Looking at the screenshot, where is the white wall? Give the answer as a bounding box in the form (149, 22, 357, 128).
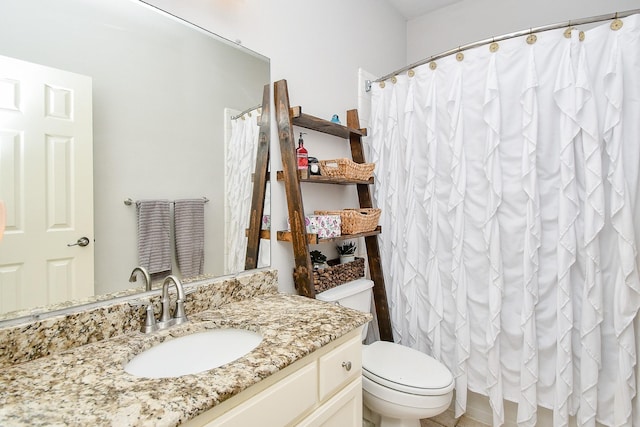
(407, 0, 640, 63)
(145, 0, 408, 293)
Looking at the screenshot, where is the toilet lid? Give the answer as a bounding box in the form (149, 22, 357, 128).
(362, 341, 454, 395)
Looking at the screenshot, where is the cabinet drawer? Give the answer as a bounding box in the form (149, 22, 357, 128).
(209, 362, 318, 426)
(318, 334, 362, 401)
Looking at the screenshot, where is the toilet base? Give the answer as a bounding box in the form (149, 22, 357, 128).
(363, 387, 452, 427)
(363, 403, 421, 427)
(379, 415, 421, 427)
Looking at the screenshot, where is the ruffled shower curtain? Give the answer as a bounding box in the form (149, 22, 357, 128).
(225, 110, 270, 274)
(368, 15, 640, 427)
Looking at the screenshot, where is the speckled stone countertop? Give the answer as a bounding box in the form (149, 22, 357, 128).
(0, 293, 371, 426)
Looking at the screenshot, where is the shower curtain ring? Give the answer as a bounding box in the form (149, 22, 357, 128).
(489, 38, 499, 52)
(564, 25, 575, 39)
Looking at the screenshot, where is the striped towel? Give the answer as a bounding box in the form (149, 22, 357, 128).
(174, 199, 205, 278)
(136, 200, 172, 278)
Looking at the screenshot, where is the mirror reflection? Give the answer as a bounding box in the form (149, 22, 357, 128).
(0, 0, 270, 318)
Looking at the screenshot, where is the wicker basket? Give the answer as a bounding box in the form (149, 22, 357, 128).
(319, 158, 375, 181)
(315, 208, 381, 234)
(313, 257, 365, 293)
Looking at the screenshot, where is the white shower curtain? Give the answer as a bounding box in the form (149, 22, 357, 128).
(369, 15, 640, 427)
(224, 109, 270, 274)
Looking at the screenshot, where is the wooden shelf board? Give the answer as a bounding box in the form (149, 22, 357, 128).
(277, 226, 381, 244)
(276, 171, 373, 185)
(245, 229, 271, 240)
(291, 106, 367, 138)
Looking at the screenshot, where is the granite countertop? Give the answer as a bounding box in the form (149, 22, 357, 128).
(0, 293, 371, 427)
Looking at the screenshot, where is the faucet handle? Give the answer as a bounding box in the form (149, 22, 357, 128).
(142, 304, 159, 333)
(173, 299, 189, 325)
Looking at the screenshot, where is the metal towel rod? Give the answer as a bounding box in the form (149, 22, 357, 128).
(124, 197, 209, 206)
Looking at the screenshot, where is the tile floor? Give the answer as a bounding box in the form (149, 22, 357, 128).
(363, 407, 490, 427)
(421, 409, 490, 427)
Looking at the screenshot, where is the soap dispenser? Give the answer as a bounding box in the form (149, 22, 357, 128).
(296, 132, 309, 178)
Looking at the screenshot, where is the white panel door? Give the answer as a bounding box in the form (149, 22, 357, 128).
(0, 54, 93, 313)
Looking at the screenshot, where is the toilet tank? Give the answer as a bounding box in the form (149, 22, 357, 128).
(316, 278, 374, 339)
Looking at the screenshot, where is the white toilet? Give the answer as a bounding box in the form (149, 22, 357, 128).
(316, 279, 454, 427)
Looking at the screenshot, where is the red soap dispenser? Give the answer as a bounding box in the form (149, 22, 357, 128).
(296, 132, 309, 178)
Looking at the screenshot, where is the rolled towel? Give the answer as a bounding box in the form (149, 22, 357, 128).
(174, 198, 205, 278)
(136, 200, 172, 278)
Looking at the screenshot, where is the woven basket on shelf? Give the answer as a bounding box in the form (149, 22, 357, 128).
(315, 208, 381, 235)
(319, 158, 375, 181)
(313, 257, 365, 294)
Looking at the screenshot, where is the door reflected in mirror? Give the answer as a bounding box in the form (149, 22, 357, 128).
(0, 0, 270, 319)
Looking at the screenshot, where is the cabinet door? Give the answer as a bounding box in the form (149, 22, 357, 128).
(297, 378, 362, 427)
(207, 362, 318, 427)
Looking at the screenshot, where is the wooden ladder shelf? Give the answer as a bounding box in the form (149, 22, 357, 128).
(273, 79, 393, 342)
(244, 84, 271, 270)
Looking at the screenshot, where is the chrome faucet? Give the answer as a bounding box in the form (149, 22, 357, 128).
(157, 275, 189, 329)
(129, 266, 152, 291)
(130, 273, 189, 333)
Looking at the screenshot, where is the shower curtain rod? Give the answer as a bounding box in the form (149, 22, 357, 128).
(231, 104, 262, 120)
(367, 8, 640, 89)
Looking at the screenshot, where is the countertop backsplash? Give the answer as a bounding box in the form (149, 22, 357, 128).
(0, 269, 278, 369)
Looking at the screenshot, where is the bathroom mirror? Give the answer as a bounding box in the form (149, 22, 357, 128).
(0, 0, 270, 319)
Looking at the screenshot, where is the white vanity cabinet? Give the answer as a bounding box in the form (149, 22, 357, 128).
(185, 327, 363, 427)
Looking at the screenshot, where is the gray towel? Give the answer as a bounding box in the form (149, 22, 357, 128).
(136, 200, 172, 277)
(174, 199, 205, 278)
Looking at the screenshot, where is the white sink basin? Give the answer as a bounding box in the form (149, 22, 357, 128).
(124, 328, 263, 378)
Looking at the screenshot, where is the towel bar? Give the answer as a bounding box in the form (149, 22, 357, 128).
(124, 197, 209, 206)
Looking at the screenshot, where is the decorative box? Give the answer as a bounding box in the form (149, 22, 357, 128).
(288, 214, 341, 238)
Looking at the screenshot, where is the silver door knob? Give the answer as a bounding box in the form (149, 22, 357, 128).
(68, 237, 90, 247)
(342, 361, 352, 371)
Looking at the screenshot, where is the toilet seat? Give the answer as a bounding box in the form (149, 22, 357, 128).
(362, 341, 454, 396)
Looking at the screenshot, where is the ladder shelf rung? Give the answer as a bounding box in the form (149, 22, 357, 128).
(245, 229, 271, 240)
(276, 171, 373, 185)
(291, 106, 367, 138)
(277, 226, 381, 244)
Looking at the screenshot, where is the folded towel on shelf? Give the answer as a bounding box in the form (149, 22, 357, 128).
(136, 200, 172, 279)
(174, 198, 205, 278)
